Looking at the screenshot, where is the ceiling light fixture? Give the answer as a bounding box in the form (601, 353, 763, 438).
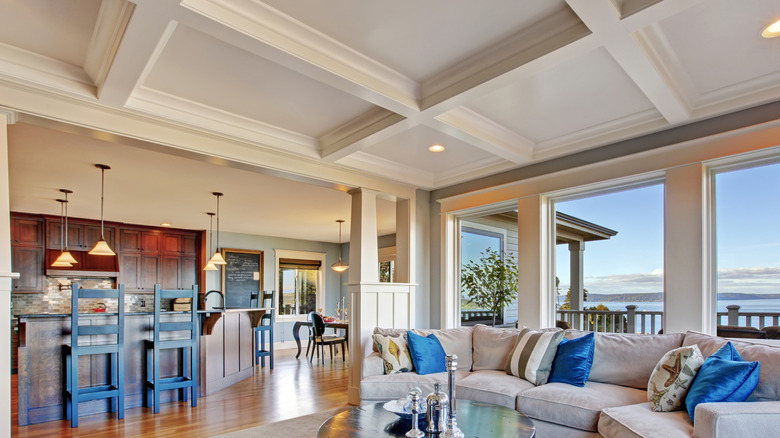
(53, 189, 78, 266)
(51, 198, 72, 267)
(331, 219, 349, 273)
(762, 19, 780, 38)
(428, 144, 445, 152)
(207, 192, 227, 265)
(88, 164, 116, 256)
(203, 212, 218, 271)
(160, 223, 172, 227)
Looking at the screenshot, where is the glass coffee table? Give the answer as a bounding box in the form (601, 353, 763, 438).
(318, 399, 535, 437)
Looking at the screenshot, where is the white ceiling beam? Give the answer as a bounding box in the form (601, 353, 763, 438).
(84, 0, 135, 93)
(567, 0, 691, 125)
(319, 107, 406, 162)
(432, 107, 533, 164)
(179, 0, 420, 116)
(97, 0, 181, 106)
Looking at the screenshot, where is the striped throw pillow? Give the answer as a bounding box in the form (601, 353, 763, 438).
(505, 327, 565, 385)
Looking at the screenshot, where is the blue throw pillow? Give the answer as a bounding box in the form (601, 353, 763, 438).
(406, 331, 446, 375)
(548, 332, 595, 387)
(685, 342, 760, 422)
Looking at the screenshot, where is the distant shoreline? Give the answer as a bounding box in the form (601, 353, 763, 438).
(583, 292, 780, 302)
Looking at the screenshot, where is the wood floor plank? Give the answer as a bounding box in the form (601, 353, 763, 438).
(12, 348, 350, 437)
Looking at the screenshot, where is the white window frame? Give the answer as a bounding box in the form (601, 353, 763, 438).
(274, 249, 327, 321)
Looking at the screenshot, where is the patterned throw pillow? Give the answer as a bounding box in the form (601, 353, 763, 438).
(373, 333, 414, 374)
(505, 327, 564, 385)
(647, 345, 704, 412)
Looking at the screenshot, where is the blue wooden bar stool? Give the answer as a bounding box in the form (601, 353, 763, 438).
(255, 291, 274, 368)
(63, 283, 125, 428)
(144, 284, 198, 414)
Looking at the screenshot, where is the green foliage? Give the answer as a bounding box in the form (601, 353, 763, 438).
(460, 247, 518, 326)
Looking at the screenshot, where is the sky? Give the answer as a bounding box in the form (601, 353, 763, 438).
(555, 160, 780, 297)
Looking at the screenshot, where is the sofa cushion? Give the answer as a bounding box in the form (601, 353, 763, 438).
(472, 324, 519, 371)
(598, 403, 693, 438)
(683, 331, 780, 402)
(566, 330, 685, 389)
(685, 342, 760, 422)
(456, 370, 534, 408)
(647, 344, 704, 412)
(506, 327, 564, 385)
(412, 326, 473, 371)
(406, 331, 446, 375)
(517, 381, 647, 432)
(549, 332, 595, 387)
(373, 333, 414, 374)
(372, 327, 407, 352)
(359, 370, 471, 401)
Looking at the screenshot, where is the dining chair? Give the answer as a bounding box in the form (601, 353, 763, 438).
(308, 312, 346, 364)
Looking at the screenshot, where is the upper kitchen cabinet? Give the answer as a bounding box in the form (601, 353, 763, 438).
(120, 229, 160, 254)
(46, 219, 116, 252)
(11, 216, 44, 292)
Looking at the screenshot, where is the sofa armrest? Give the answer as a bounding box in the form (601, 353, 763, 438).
(694, 401, 780, 438)
(362, 352, 384, 379)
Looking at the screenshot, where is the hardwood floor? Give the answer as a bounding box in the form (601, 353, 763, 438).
(12, 348, 350, 437)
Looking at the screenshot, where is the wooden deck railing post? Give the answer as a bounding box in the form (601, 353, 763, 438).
(626, 305, 637, 333)
(727, 305, 741, 326)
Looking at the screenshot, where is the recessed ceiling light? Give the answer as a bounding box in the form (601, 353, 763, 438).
(160, 223, 172, 227)
(428, 144, 445, 152)
(762, 19, 780, 38)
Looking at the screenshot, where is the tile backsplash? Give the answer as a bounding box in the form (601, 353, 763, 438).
(11, 277, 168, 315)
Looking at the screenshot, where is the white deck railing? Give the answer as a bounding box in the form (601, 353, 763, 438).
(556, 305, 663, 334)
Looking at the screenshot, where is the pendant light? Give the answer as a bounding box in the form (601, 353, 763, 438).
(51, 198, 72, 267)
(203, 212, 218, 271)
(53, 189, 78, 265)
(88, 164, 116, 256)
(331, 219, 349, 273)
(207, 192, 226, 265)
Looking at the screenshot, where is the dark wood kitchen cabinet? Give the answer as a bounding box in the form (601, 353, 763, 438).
(119, 228, 198, 292)
(119, 253, 160, 292)
(11, 216, 44, 292)
(46, 219, 116, 251)
(119, 229, 160, 254)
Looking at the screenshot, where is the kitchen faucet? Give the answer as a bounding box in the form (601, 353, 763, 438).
(204, 290, 225, 309)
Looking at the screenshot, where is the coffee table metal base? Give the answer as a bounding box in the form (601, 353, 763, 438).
(318, 400, 535, 437)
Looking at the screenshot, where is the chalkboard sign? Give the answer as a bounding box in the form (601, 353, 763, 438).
(221, 248, 264, 309)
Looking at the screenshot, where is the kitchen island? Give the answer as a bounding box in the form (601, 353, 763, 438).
(16, 308, 268, 426)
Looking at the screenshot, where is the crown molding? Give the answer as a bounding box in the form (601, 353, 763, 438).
(126, 86, 319, 157)
(0, 107, 17, 124)
(0, 42, 96, 97)
(533, 109, 667, 161)
(433, 156, 515, 189)
(339, 152, 434, 189)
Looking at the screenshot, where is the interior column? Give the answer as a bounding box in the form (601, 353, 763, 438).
(347, 188, 379, 405)
(0, 109, 18, 435)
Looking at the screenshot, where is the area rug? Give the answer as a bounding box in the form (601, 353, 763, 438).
(211, 407, 352, 437)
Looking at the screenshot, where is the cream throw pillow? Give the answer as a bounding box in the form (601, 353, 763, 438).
(505, 327, 564, 385)
(373, 333, 414, 374)
(647, 344, 704, 412)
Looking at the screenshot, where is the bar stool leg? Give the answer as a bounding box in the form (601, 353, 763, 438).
(110, 352, 117, 413)
(117, 349, 124, 419)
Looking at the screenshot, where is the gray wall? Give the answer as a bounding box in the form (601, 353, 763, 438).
(206, 230, 344, 345)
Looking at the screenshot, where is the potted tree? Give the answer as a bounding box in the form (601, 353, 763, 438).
(461, 247, 519, 326)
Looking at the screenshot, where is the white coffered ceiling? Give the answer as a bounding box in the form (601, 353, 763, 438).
(1, 0, 780, 239)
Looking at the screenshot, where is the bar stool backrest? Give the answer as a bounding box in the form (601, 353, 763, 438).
(152, 285, 198, 344)
(70, 283, 125, 348)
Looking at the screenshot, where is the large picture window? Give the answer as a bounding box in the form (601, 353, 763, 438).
(713, 160, 780, 332)
(275, 250, 326, 318)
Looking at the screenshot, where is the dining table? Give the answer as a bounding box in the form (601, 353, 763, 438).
(293, 319, 349, 359)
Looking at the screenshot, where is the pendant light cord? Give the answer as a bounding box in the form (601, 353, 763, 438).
(58, 200, 65, 251)
(100, 167, 106, 239)
(64, 193, 69, 250)
(216, 194, 220, 251)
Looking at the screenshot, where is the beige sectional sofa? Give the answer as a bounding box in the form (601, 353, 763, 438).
(360, 325, 780, 438)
